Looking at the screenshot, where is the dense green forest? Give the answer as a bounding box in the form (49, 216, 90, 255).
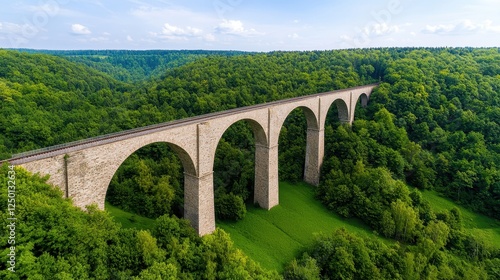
(14, 49, 251, 82)
(1, 47, 500, 278)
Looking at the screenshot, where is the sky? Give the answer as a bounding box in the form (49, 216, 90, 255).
(0, 0, 499, 51)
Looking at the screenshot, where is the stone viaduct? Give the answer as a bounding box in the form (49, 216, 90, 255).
(5, 83, 377, 235)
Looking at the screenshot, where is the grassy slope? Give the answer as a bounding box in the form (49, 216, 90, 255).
(420, 190, 500, 249)
(217, 182, 384, 272)
(105, 202, 155, 230)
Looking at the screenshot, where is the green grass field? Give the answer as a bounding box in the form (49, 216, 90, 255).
(217, 182, 383, 272)
(419, 189, 500, 249)
(105, 202, 156, 230)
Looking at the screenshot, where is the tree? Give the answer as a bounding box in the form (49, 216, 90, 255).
(391, 200, 419, 242)
(136, 230, 166, 267)
(424, 220, 450, 250)
(283, 253, 321, 280)
(214, 192, 246, 221)
(133, 262, 178, 280)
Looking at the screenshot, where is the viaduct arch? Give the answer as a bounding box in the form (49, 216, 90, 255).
(4, 83, 377, 235)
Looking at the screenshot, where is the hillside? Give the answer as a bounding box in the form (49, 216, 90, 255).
(0, 50, 130, 158)
(420, 189, 500, 250)
(1, 47, 499, 278)
(14, 49, 253, 82)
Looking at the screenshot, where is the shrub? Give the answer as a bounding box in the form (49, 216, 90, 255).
(215, 193, 247, 221)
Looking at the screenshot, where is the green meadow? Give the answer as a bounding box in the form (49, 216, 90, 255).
(217, 182, 383, 271)
(420, 189, 500, 250)
(105, 202, 156, 230)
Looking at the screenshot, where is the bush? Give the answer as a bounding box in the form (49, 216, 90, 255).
(215, 193, 247, 221)
(283, 253, 321, 280)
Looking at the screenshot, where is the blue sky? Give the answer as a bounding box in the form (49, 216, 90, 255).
(0, 0, 499, 51)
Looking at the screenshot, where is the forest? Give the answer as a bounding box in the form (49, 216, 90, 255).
(0, 47, 499, 279)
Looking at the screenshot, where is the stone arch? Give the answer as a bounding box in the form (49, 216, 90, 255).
(327, 98, 350, 124)
(245, 119, 269, 146)
(302, 106, 321, 131)
(206, 117, 268, 172)
(274, 105, 321, 185)
(357, 93, 369, 108)
(205, 115, 271, 210)
(102, 140, 197, 213)
(106, 141, 196, 187)
(275, 106, 320, 143)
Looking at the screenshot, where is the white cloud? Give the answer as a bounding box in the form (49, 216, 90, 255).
(0, 22, 37, 47)
(288, 33, 299, 39)
(363, 22, 400, 36)
(339, 22, 403, 48)
(340, 21, 401, 48)
(215, 20, 263, 37)
(161, 23, 185, 36)
(424, 23, 463, 35)
(0, 21, 41, 46)
(165, 23, 201, 37)
(152, 23, 203, 40)
(127, 35, 134, 41)
(423, 20, 500, 35)
(71, 23, 91, 35)
(0, 22, 31, 34)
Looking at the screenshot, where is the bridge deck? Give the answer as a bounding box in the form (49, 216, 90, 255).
(2, 83, 378, 164)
